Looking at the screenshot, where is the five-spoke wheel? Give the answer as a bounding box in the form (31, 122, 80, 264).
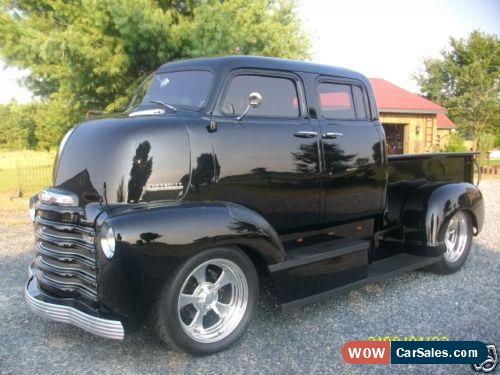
(430, 210, 473, 274)
(443, 210, 469, 263)
(153, 247, 258, 355)
(177, 259, 249, 343)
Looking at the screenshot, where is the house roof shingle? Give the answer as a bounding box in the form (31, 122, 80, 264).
(369, 78, 454, 129)
(436, 113, 455, 129)
(369, 78, 445, 114)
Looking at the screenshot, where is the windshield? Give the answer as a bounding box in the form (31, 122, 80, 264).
(128, 70, 213, 111)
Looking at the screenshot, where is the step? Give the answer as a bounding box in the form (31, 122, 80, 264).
(281, 253, 441, 310)
(269, 238, 369, 272)
(367, 253, 438, 280)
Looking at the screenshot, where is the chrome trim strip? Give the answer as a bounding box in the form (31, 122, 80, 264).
(128, 108, 165, 117)
(25, 280, 124, 340)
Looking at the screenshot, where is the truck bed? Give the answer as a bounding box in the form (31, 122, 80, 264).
(388, 152, 477, 184)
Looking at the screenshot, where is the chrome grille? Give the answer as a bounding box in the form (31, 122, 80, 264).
(33, 208, 98, 303)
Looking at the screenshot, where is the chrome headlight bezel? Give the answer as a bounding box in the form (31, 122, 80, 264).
(38, 188, 79, 207)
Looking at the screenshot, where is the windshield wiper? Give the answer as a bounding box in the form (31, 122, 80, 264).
(150, 100, 176, 112)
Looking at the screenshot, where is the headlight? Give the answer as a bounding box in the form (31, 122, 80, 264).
(101, 226, 116, 259)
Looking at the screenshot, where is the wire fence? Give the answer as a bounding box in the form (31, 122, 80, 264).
(14, 160, 53, 196)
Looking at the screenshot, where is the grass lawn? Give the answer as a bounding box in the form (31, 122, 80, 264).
(0, 149, 55, 191)
(479, 159, 500, 167)
(0, 148, 498, 219)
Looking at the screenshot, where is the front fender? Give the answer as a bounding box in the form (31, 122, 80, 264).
(94, 201, 284, 329)
(402, 182, 484, 253)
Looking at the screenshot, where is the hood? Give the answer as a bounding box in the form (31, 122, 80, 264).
(54, 115, 191, 207)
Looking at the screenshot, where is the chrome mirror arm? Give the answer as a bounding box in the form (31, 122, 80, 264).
(236, 105, 252, 121)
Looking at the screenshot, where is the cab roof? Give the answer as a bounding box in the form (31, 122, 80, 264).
(157, 55, 368, 83)
(156, 55, 378, 120)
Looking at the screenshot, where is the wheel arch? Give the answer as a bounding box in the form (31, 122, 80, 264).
(463, 208, 479, 235)
(94, 201, 284, 327)
(233, 244, 272, 276)
(401, 182, 484, 255)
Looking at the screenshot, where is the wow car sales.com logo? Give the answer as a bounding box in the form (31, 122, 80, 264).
(342, 341, 498, 372)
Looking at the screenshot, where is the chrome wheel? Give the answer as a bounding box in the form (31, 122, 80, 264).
(443, 211, 469, 263)
(177, 258, 249, 343)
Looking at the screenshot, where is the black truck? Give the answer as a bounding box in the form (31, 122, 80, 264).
(26, 56, 484, 355)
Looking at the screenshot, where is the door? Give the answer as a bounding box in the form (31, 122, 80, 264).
(316, 79, 385, 224)
(383, 124, 405, 154)
(211, 70, 321, 232)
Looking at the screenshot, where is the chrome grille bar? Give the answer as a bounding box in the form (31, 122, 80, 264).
(37, 271, 98, 301)
(35, 215, 95, 236)
(37, 241, 96, 266)
(33, 203, 99, 304)
(37, 228, 95, 251)
(36, 256, 97, 281)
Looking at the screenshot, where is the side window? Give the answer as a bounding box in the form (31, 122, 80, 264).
(352, 85, 368, 119)
(221, 75, 299, 118)
(318, 83, 355, 119)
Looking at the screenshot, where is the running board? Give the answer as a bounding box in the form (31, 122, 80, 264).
(270, 238, 370, 305)
(269, 238, 369, 272)
(281, 253, 441, 311)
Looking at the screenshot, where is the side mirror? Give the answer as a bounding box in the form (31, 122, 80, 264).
(236, 92, 262, 121)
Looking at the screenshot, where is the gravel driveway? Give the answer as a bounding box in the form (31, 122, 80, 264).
(1, 180, 499, 374)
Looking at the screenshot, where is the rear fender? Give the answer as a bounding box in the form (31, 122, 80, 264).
(402, 182, 484, 254)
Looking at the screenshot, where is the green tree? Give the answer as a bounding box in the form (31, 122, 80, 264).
(187, 0, 309, 59)
(477, 132, 495, 160)
(0, 0, 309, 148)
(443, 132, 467, 153)
(0, 102, 38, 149)
(415, 31, 499, 152)
(495, 132, 500, 148)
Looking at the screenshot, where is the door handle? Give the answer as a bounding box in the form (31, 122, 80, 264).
(294, 131, 318, 138)
(322, 132, 343, 139)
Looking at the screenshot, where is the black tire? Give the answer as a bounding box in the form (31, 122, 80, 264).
(429, 210, 473, 274)
(153, 247, 258, 355)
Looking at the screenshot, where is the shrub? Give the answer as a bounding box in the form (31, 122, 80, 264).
(444, 132, 467, 152)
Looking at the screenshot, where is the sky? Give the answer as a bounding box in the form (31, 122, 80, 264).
(0, 0, 499, 104)
(298, 0, 500, 91)
(0, 62, 32, 104)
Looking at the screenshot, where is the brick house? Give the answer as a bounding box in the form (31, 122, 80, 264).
(370, 78, 456, 154)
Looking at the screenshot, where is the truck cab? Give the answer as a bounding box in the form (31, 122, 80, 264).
(26, 56, 484, 355)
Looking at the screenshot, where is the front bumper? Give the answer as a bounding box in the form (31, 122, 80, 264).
(25, 275, 124, 340)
